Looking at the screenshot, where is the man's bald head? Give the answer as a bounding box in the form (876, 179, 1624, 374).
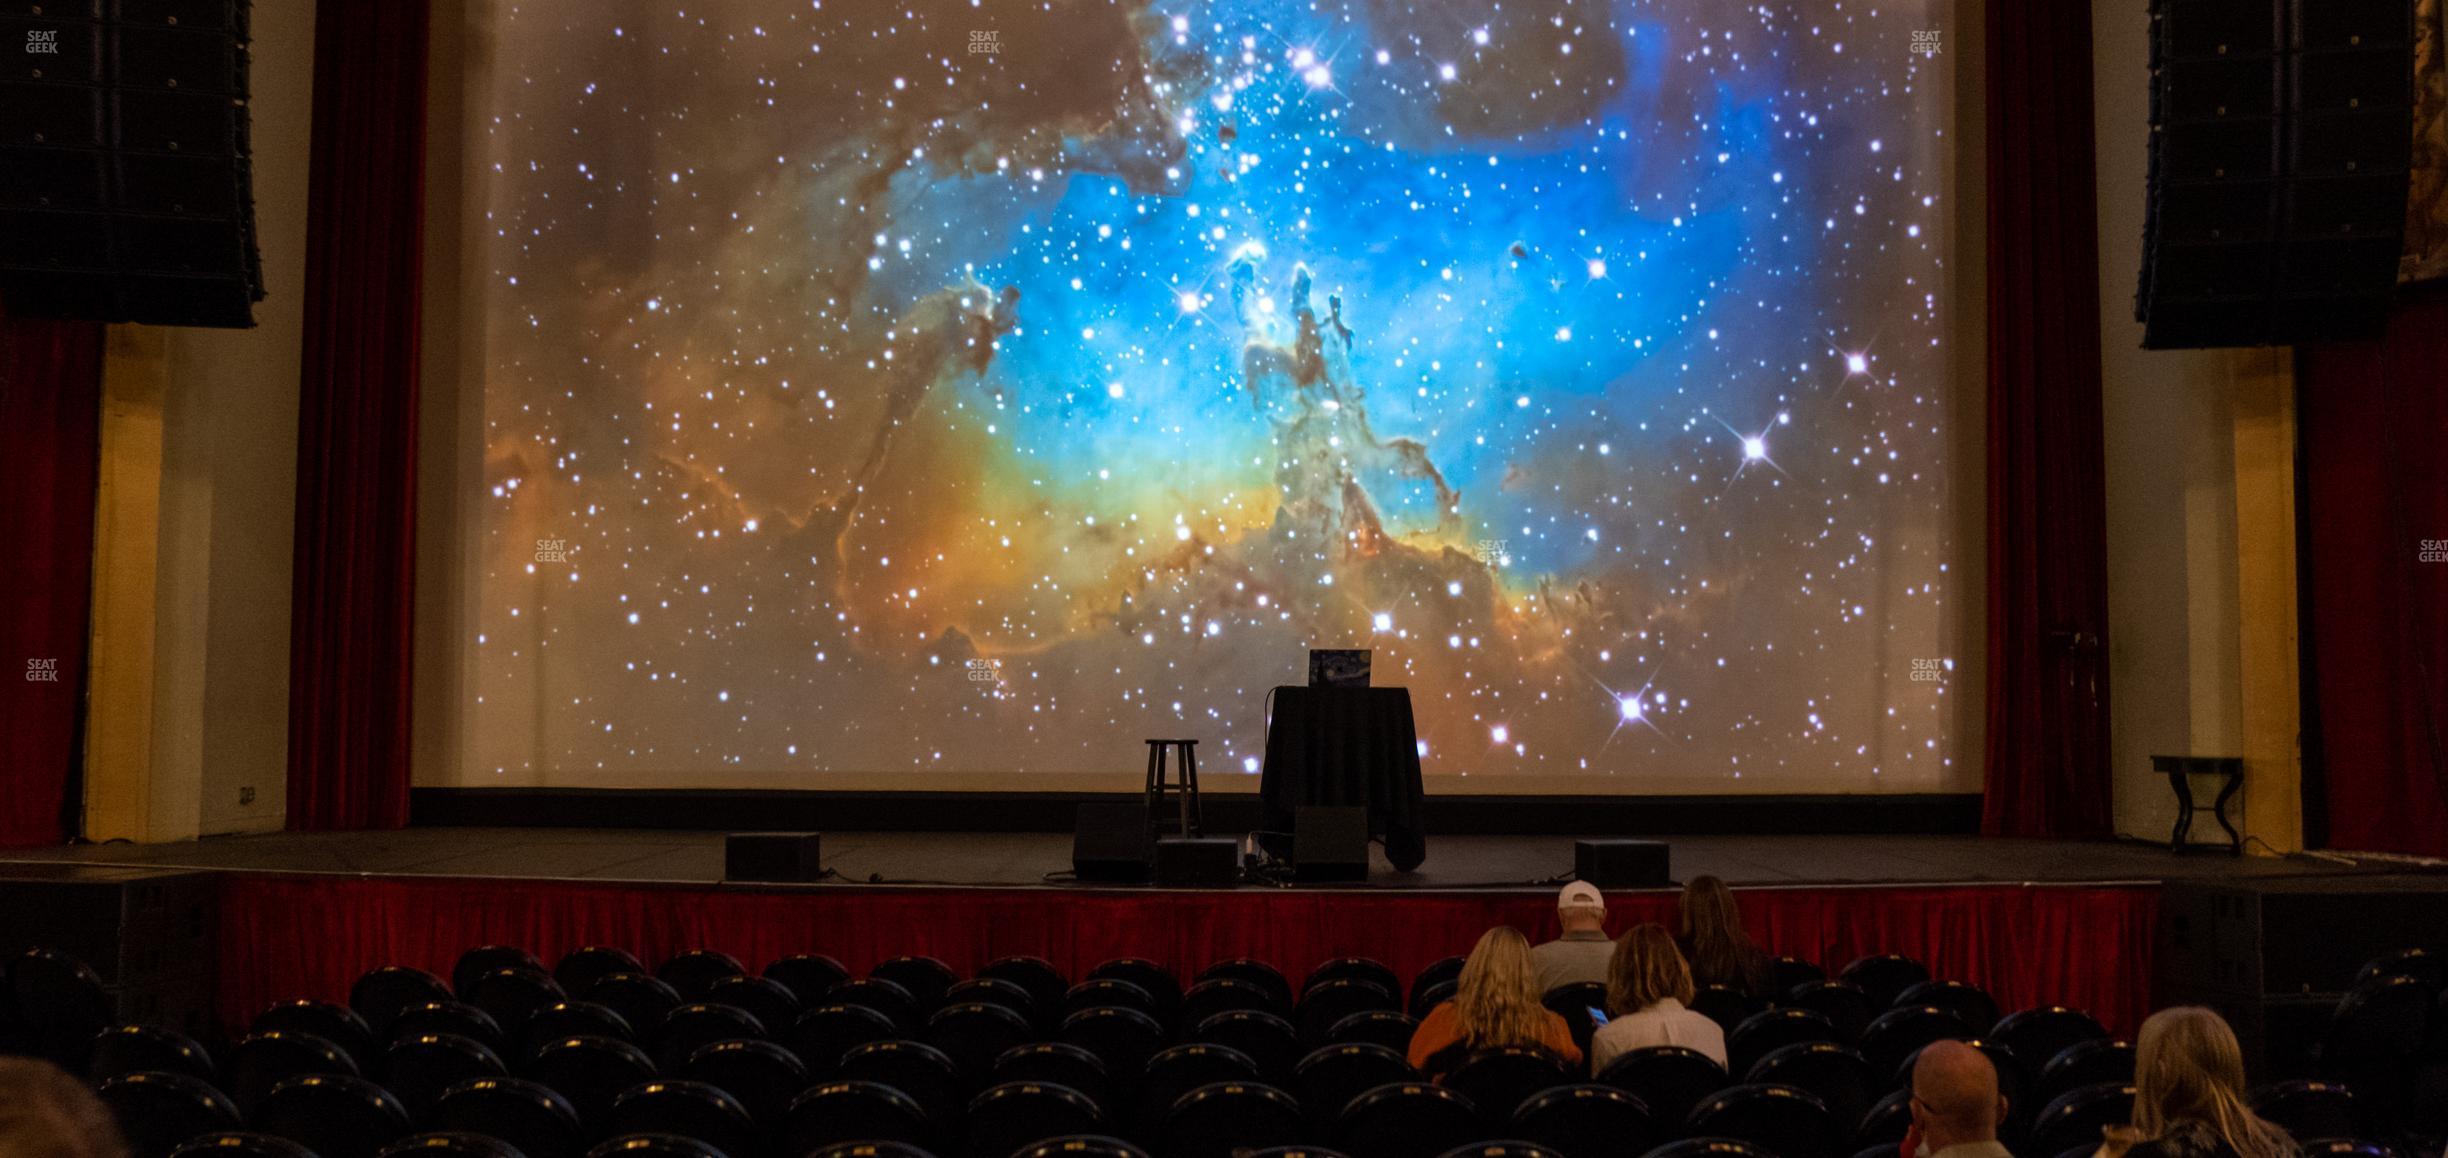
(1911, 1040, 2002, 1143)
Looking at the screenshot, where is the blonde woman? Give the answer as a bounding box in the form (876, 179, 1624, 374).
(1590, 923, 1727, 1072)
(1677, 874, 1773, 998)
(2099, 1007, 2298, 1158)
(1407, 926, 1584, 1078)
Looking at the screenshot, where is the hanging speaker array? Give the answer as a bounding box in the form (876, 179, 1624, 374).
(2138, 0, 2415, 349)
(0, 0, 263, 328)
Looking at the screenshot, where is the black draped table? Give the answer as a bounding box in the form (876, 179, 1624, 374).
(1259, 685, 1428, 871)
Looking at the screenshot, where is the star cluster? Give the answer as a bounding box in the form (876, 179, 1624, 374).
(466, 0, 1967, 791)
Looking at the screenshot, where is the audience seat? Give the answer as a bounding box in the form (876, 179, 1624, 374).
(1191, 1009, 1303, 1084)
(2322, 974, 2430, 1111)
(782, 1080, 932, 1153)
(1444, 1047, 1574, 1128)
(1689, 985, 1766, 1034)
(802, 1141, 938, 1158)
(1245, 1148, 1356, 1158)
(379, 1032, 505, 1118)
(452, 948, 545, 1001)
(1540, 982, 1608, 1056)
(1508, 1082, 1657, 1158)
(1783, 982, 1875, 1045)
(1893, 981, 1998, 1035)
(763, 953, 853, 1009)
(1836, 956, 1930, 1010)
(1012, 1137, 1148, 1158)
(352, 967, 456, 1038)
(391, 1002, 508, 1059)
(652, 1002, 765, 1070)
(98, 1071, 242, 1158)
(832, 978, 924, 1033)
(1199, 958, 1295, 1011)
(2034, 1038, 2132, 1108)
(1772, 957, 1828, 996)
(2249, 1079, 2366, 1144)
(1408, 958, 1466, 1011)
(580, 1135, 726, 1158)
(1157, 1080, 1307, 1158)
(603, 1079, 757, 1158)
(980, 956, 1071, 1024)
(1065, 978, 1162, 1023)
(1744, 1042, 1876, 1132)
(1306, 959, 1403, 1003)
(1293, 1043, 1416, 1128)
(524, 1035, 655, 1132)
(1988, 1007, 2108, 1080)
(582, 975, 683, 1043)
(1182, 977, 1283, 1028)
(2355, 948, 2445, 994)
(92, 1024, 217, 1084)
(252, 1074, 411, 1158)
(788, 1002, 901, 1075)
(253, 1000, 378, 1071)
(225, 1031, 360, 1114)
(993, 1042, 1111, 1109)
(1854, 1006, 1972, 1077)
(1326, 1009, 1417, 1054)
(1059, 1005, 1169, 1078)
(2029, 1083, 2136, 1158)
(1852, 1089, 1911, 1152)
(1139, 1042, 1262, 1134)
(945, 977, 1041, 1029)
(1087, 959, 1183, 1027)
(679, 1037, 806, 1123)
(427, 1076, 585, 1158)
(869, 955, 960, 1016)
(1634, 1139, 1774, 1158)
(839, 1039, 966, 1139)
(378, 1131, 528, 1157)
(463, 968, 566, 1034)
(1334, 1081, 1481, 1158)
(1410, 979, 1461, 1023)
(1684, 1083, 1838, 1158)
(965, 1080, 1106, 1158)
(1295, 979, 1401, 1047)
(656, 951, 748, 1003)
(927, 1000, 1037, 1082)
(1595, 1046, 1727, 1130)
(554, 948, 647, 996)
(703, 975, 802, 1035)
(518, 1001, 635, 1059)
(4, 946, 113, 1068)
(1726, 1008, 1839, 1077)
(1429, 1145, 1560, 1158)
(169, 1132, 318, 1158)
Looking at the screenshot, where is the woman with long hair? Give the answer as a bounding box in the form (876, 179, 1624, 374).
(1589, 923, 1726, 1072)
(1407, 926, 1583, 1077)
(2100, 1007, 2297, 1158)
(1677, 874, 1773, 998)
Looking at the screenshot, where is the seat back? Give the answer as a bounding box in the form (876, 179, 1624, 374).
(2030, 1083, 2137, 1158)
(1727, 1008, 1839, 1077)
(1594, 1046, 1728, 1129)
(1158, 1080, 1308, 1158)
(1856, 1006, 1972, 1077)
(379, 1033, 505, 1118)
(1333, 1081, 1481, 1158)
(762, 953, 852, 1008)
(2248, 1080, 2364, 1144)
(1296, 979, 1401, 1047)
(97, 1071, 240, 1158)
(253, 1074, 411, 1158)
(1893, 981, 1999, 1036)
(429, 1076, 585, 1158)
(1293, 1043, 1418, 1127)
(783, 1080, 931, 1154)
(1686, 1082, 1838, 1158)
(1745, 1042, 1876, 1133)
(981, 956, 1071, 1021)
(1836, 955, 1929, 1010)
(681, 1037, 809, 1123)
(654, 950, 747, 1002)
(1192, 1009, 1303, 1084)
(1509, 1082, 1657, 1158)
(871, 955, 960, 1015)
(2035, 1038, 2132, 1108)
(1183, 977, 1286, 1027)
(525, 1034, 655, 1132)
(1541, 983, 1609, 1057)
(1443, 1046, 1573, 1127)
(1059, 1005, 1168, 1078)
(787, 1002, 900, 1076)
(995, 1042, 1111, 1109)
(604, 1079, 757, 1158)
(965, 1081, 1106, 1158)
(1198, 958, 1294, 1010)
(1328, 1009, 1419, 1054)
(839, 1039, 965, 1137)
(926, 1000, 1036, 1084)
(225, 1031, 359, 1115)
(451, 947, 543, 1000)
(91, 1024, 216, 1084)
(1139, 1042, 1261, 1134)
(1989, 1007, 2108, 1080)
(551, 947, 645, 996)
(350, 967, 454, 1038)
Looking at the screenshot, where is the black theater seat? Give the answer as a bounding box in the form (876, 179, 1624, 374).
(1691, 985, 1767, 1034)
(454, 948, 546, 999)
(1201, 959, 1296, 1011)
(1062, 1006, 1169, 1078)
(1988, 1007, 2107, 1081)
(1306, 959, 1402, 1003)
(1508, 1082, 1658, 1158)
(1745, 1042, 1877, 1133)
(704, 975, 803, 1036)
(168, 1133, 319, 1158)
(1855, 1006, 1972, 1077)
(352, 967, 456, 1038)
(1011, 1137, 1149, 1158)
(1140, 1042, 1262, 1135)
(524, 1034, 657, 1134)
(1773, 957, 1829, 996)
(97, 1071, 242, 1158)
(840, 1039, 966, 1139)
(1409, 979, 1460, 1023)
(1837, 955, 1930, 1010)
(380, 1032, 506, 1118)
(553, 946, 647, 996)
(1594, 1046, 1727, 1131)
(1727, 1008, 1840, 1077)
(580, 1135, 728, 1158)
(2248, 1079, 2365, 1144)
(1295, 979, 1400, 1047)
(1333, 1081, 1480, 1158)
(91, 1024, 218, 1084)
(518, 1001, 635, 1058)
(1785, 981, 1876, 1045)
(1685, 1082, 1839, 1158)
(994, 1042, 1112, 1108)
(1326, 1009, 1417, 1054)
(583, 974, 684, 1044)
(1541, 982, 1609, 1057)
(224, 1030, 360, 1115)
(429, 1076, 585, 1158)
(926, 1000, 1036, 1083)
(783, 1080, 933, 1154)
(763, 953, 852, 1008)
(377, 1132, 528, 1157)
(656, 951, 748, 1003)
(1088, 959, 1183, 1026)
(252, 1000, 378, 1072)
(652, 1002, 765, 1070)
(2030, 1083, 2135, 1158)
(464, 967, 567, 1034)
(252, 1074, 412, 1158)
(604, 1079, 757, 1158)
(1293, 1043, 1415, 1129)
(872, 955, 961, 1015)
(788, 1002, 901, 1076)
(391, 1002, 509, 1058)
(1853, 1088, 1911, 1152)
(1894, 981, 1999, 1035)
(981, 956, 1072, 1023)
(1157, 1081, 1307, 1158)
(945, 977, 1041, 1029)
(681, 1037, 808, 1123)
(1183, 977, 1284, 1027)
(965, 1080, 1107, 1158)
(1443, 1046, 1573, 1127)
(1406, 959, 1464, 1017)
(1065, 978, 1161, 1022)
(832, 978, 923, 1033)
(1193, 1009, 1303, 1085)
(1634, 1139, 1774, 1158)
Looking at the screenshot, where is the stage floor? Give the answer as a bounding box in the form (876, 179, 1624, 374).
(0, 827, 2408, 890)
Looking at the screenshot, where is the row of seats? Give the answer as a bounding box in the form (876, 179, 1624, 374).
(14, 942, 2434, 1158)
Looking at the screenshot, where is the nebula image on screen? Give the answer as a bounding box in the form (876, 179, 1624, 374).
(462, 0, 1968, 791)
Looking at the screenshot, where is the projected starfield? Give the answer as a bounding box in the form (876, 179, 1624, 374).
(464, 0, 1966, 790)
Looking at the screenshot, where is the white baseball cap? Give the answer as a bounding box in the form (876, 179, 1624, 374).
(1558, 881, 1606, 911)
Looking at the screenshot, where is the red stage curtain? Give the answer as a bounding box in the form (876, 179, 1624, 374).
(287, 0, 431, 831)
(1980, 0, 2114, 838)
(2299, 284, 2448, 856)
(0, 314, 105, 848)
(216, 875, 2161, 1036)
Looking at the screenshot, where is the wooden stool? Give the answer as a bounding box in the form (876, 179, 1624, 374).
(1144, 738, 1202, 837)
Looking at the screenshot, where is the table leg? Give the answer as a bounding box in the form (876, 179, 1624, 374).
(2167, 771, 2195, 851)
(2211, 770, 2244, 855)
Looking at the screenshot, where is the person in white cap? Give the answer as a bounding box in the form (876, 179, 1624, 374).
(1530, 880, 1615, 991)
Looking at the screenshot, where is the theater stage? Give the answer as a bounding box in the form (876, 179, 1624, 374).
(0, 827, 2387, 889)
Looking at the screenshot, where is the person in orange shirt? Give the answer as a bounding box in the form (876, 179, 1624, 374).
(1406, 926, 1585, 1079)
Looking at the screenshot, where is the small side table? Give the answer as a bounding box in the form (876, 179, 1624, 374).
(2152, 755, 2243, 855)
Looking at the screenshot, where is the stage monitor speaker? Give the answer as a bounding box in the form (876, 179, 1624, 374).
(724, 832, 824, 882)
(1575, 839, 1671, 888)
(1073, 802, 1153, 882)
(1154, 837, 1240, 887)
(2136, 0, 2414, 348)
(0, 0, 264, 327)
(1294, 806, 1370, 881)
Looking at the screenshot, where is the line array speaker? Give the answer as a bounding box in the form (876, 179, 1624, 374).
(0, 0, 263, 327)
(2138, 0, 2415, 348)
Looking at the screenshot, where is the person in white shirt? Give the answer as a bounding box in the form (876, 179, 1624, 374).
(1529, 881, 1614, 992)
(1906, 1040, 2012, 1158)
(1587, 923, 1727, 1073)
